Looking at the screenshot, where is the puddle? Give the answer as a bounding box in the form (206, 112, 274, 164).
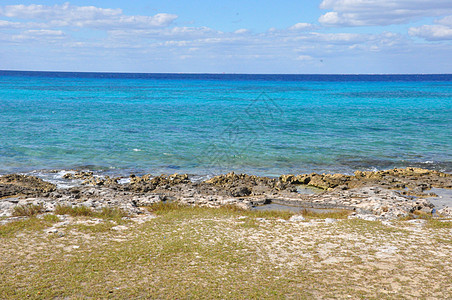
(427, 188, 452, 209)
(252, 203, 343, 214)
(295, 185, 324, 195)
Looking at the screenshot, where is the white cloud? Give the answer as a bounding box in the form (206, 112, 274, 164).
(437, 15, 452, 26)
(289, 23, 312, 31)
(295, 55, 313, 61)
(108, 26, 219, 42)
(11, 29, 65, 42)
(234, 28, 249, 34)
(0, 3, 177, 29)
(409, 15, 452, 40)
(25, 29, 64, 36)
(319, 0, 452, 26)
(409, 25, 452, 41)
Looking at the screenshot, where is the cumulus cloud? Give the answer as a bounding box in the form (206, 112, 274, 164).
(234, 28, 249, 34)
(409, 14, 452, 40)
(289, 23, 312, 31)
(409, 25, 452, 40)
(0, 3, 177, 29)
(319, 0, 452, 26)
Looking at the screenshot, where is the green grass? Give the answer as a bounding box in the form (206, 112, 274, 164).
(0, 217, 57, 237)
(146, 202, 295, 220)
(301, 208, 352, 219)
(398, 212, 452, 229)
(426, 219, 452, 229)
(54, 205, 128, 223)
(12, 203, 45, 217)
(54, 205, 94, 217)
(1, 203, 451, 299)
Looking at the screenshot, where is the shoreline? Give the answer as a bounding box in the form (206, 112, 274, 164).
(1, 167, 451, 220)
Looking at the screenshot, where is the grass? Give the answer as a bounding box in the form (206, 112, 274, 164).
(426, 219, 452, 229)
(301, 208, 352, 219)
(146, 202, 295, 220)
(398, 212, 452, 229)
(0, 216, 57, 237)
(12, 203, 45, 217)
(0, 203, 451, 299)
(54, 205, 128, 223)
(54, 205, 94, 217)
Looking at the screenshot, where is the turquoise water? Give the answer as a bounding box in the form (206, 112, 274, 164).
(0, 71, 451, 177)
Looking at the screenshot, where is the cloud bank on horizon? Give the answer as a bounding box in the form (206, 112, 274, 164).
(0, 1, 451, 73)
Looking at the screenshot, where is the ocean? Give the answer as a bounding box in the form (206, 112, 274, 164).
(0, 70, 451, 178)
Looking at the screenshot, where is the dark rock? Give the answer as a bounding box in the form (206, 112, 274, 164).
(231, 186, 252, 197)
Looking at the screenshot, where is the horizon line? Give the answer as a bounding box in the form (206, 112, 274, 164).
(1, 69, 452, 76)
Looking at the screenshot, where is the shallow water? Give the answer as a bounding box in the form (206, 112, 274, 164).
(427, 188, 452, 210)
(1, 71, 451, 177)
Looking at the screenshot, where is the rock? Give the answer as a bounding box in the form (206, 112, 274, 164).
(438, 207, 452, 217)
(0, 174, 56, 198)
(231, 186, 252, 197)
(112, 225, 128, 231)
(289, 215, 305, 222)
(350, 214, 379, 221)
(325, 218, 336, 223)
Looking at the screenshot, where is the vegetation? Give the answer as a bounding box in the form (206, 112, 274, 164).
(54, 205, 128, 222)
(12, 203, 45, 217)
(301, 208, 351, 219)
(0, 204, 451, 299)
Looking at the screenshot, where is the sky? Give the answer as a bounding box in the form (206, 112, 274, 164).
(0, 1, 452, 74)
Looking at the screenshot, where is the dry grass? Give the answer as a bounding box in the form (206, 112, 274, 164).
(426, 219, 452, 229)
(54, 205, 128, 223)
(301, 208, 352, 219)
(54, 205, 94, 216)
(12, 203, 45, 217)
(0, 204, 451, 299)
(146, 202, 295, 220)
(0, 217, 57, 237)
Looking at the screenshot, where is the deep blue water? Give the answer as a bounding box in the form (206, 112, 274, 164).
(0, 70, 451, 177)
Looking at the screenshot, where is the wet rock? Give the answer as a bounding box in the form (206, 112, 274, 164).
(0, 174, 56, 198)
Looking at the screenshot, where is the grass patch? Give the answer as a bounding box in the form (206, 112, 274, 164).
(12, 203, 45, 217)
(0, 217, 57, 237)
(301, 208, 351, 219)
(146, 201, 185, 215)
(426, 219, 452, 229)
(54, 205, 94, 217)
(95, 207, 128, 224)
(41, 214, 61, 223)
(146, 202, 294, 220)
(54, 205, 128, 223)
(246, 209, 294, 220)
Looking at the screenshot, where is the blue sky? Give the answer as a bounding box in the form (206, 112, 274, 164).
(1, 1, 452, 73)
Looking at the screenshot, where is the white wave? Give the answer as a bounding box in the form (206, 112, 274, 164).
(117, 178, 130, 184)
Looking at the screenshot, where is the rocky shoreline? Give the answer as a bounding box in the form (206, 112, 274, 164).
(1, 167, 451, 220)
